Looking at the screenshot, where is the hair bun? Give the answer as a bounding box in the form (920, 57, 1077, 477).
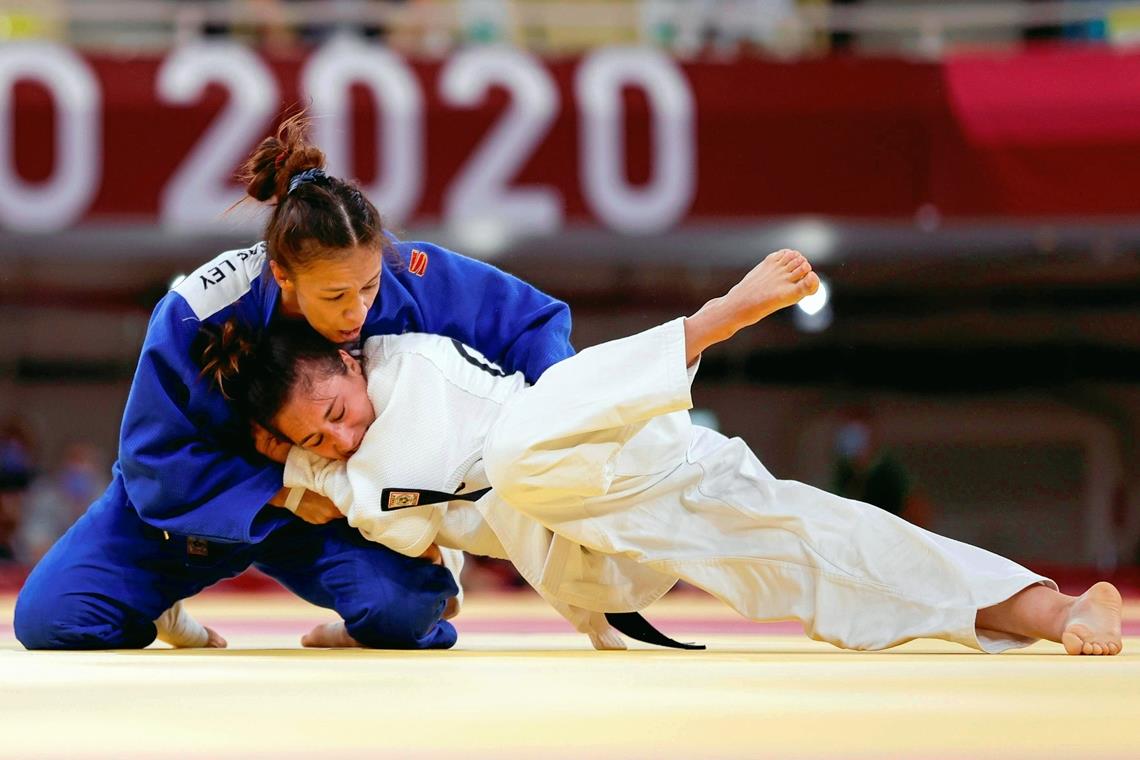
(238, 112, 326, 204)
(197, 319, 256, 400)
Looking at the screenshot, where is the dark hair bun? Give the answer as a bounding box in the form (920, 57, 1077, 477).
(238, 112, 326, 204)
(197, 319, 256, 400)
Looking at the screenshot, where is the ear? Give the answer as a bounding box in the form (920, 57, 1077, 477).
(269, 260, 293, 292)
(339, 349, 362, 375)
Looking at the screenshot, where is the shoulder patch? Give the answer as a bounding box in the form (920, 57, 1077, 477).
(408, 248, 429, 277)
(173, 243, 267, 320)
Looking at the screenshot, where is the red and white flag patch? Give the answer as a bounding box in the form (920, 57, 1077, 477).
(408, 249, 429, 277)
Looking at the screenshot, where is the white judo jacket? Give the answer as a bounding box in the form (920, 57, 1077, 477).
(288, 322, 1055, 655)
(284, 333, 678, 647)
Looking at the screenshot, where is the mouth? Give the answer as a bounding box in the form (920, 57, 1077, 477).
(337, 327, 362, 342)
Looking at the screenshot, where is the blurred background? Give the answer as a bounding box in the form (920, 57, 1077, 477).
(0, 0, 1138, 592)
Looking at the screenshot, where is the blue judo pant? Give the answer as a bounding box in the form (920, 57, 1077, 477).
(13, 479, 458, 650)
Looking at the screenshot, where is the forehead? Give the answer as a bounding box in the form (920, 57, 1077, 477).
(275, 373, 344, 435)
(295, 244, 382, 289)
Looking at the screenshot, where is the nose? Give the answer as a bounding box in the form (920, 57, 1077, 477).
(343, 296, 367, 327)
(329, 424, 357, 456)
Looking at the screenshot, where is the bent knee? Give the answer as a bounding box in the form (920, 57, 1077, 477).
(14, 589, 156, 650)
(483, 425, 572, 506)
(484, 433, 614, 514)
(482, 422, 533, 494)
(343, 564, 459, 650)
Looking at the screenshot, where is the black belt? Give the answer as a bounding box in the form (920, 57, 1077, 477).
(380, 486, 491, 511)
(380, 485, 706, 651)
(605, 612, 705, 651)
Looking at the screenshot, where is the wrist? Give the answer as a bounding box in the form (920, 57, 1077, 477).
(283, 487, 306, 514)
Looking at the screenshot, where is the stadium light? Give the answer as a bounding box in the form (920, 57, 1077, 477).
(794, 275, 832, 332)
(797, 276, 829, 316)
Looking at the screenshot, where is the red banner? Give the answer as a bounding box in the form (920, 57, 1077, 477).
(2, 41, 1140, 234)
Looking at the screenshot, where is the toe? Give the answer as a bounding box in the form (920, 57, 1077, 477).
(1061, 631, 1082, 655)
(800, 272, 820, 295)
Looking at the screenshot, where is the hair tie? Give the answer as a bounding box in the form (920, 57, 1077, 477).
(274, 150, 288, 167)
(288, 168, 327, 195)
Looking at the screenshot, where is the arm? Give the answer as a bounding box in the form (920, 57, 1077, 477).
(378, 241, 575, 383)
(251, 424, 343, 525)
(283, 446, 443, 557)
(119, 296, 289, 542)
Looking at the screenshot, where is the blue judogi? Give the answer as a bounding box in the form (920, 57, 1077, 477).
(14, 239, 573, 650)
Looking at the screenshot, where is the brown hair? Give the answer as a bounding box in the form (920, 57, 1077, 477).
(238, 112, 394, 273)
(197, 318, 347, 441)
(197, 319, 257, 401)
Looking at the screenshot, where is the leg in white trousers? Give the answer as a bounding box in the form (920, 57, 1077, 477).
(484, 319, 1054, 653)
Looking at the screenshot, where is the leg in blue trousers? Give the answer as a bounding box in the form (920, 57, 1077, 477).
(14, 479, 257, 650)
(253, 518, 458, 649)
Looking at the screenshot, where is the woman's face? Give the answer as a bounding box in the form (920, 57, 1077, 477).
(272, 244, 382, 344)
(272, 351, 376, 461)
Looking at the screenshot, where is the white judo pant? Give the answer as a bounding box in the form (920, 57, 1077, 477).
(483, 318, 1055, 653)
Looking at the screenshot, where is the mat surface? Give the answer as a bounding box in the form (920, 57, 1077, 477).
(2, 589, 1138, 759)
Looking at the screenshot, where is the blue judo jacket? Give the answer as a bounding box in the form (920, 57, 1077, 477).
(116, 239, 573, 545)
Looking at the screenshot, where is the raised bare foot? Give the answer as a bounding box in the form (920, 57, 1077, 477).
(1061, 581, 1123, 656)
(301, 621, 363, 648)
(724, 248, 820, 328)
(684, 249, 820, 362)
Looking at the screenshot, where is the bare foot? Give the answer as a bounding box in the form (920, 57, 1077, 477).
(1061, 582, 1123, 656)
(155, 600, 224, 648)
(301, 621, 363, 648)
(204, 626, 228, 649)
(722, 248, 821, 328)
(684, 249, 820, 362)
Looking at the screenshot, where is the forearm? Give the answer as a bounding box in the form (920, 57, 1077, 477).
(266, 486, 311, 514)
(266, 487, 291, 508)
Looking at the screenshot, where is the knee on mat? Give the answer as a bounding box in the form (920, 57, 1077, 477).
(14, 588, 157, 651)
(343, 565, 459, 650)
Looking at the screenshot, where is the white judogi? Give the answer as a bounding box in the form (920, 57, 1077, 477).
(284, 335, 678, 649)
(288, 320, 1054, 653)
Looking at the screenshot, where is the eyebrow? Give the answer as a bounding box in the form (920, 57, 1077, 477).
(298, 398, 337, 447)
(319, 274, 381, 293)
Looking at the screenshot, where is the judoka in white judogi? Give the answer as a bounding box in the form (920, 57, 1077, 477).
(284, 318, 1053, 653)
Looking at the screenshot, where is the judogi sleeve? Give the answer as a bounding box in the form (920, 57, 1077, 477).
(383, 241, 575, 383)
(119, 295, 287, 543)
(283, 447, 442, 557)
